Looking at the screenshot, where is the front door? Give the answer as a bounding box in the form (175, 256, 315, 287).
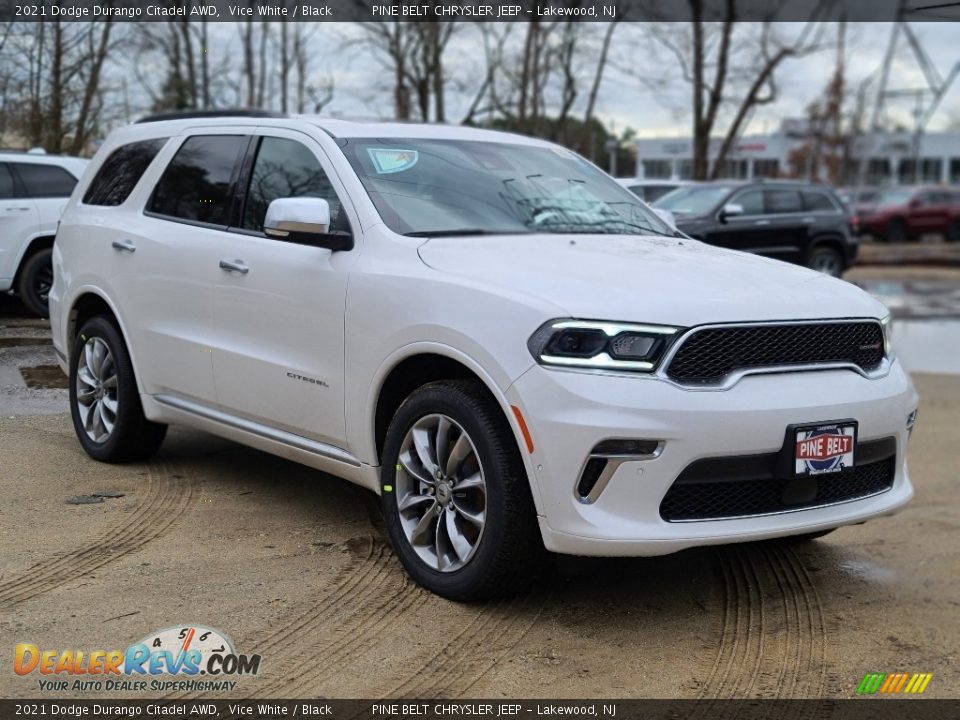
(211, 131, 357, 448)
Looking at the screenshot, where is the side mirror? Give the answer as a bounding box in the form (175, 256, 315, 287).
(719, 203, 744, 222)
(264, 197, 353, 251)
(653, 208, 677, 230)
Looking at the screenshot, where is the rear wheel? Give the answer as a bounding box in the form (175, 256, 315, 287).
(69, 317, 167, 463)
(806, 245, 845, 277)
(16, 248, 53, 318)
(884, 218, 907, 244)
(947, 219, 960, 243)
(380, 380, 542, 600)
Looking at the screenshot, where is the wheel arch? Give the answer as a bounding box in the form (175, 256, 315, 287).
(65, 290, 142, 388)
(11, 234, 55, 286)
(364, 344, 543, 511)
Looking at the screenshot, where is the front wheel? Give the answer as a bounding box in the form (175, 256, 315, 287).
(381, 380, 542, 600)
(884, 218, 907, 244)
(69, 317, 167, 463)
(16, 248, 53, 318)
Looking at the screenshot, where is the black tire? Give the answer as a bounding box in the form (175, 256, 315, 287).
(806, 245, 845, 277)
(778, 528, 837, 544)
(884, 218, 907, 244)
(16, 247, 53, 318)
(69, 316, 167, 463)
(947, 219, 960, 243)
(380, 380, 543, 600)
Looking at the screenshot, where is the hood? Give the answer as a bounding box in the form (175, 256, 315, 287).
(417, 234, 886, 327)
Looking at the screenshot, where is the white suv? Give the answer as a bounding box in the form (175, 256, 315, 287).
(0, 152, 87, 316)
(50, 114, 918, 599)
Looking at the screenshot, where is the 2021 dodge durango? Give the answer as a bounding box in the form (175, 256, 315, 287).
(50, 115, 919, 600)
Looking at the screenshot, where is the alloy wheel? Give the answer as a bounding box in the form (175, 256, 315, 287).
(75, 337, 119, 443)
(394, 414, 487, 572)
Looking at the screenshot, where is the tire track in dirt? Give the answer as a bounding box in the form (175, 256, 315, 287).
(0, 455, 196, 606)
(189, 535, 428, 703)
(392, 584, 549, 699)
(694, 542, 829, 715)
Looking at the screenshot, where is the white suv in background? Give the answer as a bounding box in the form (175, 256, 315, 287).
(0, 152, 87, 316)
(51, 113, 918, 600)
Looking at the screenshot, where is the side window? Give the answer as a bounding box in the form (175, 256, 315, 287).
(802, 190, 836, 212)
(241, 136, 345, 232)
(731, 189, 764, 215)
(765, 189, 803, 214)
(0, 164, 14, 199)
(148, 135, 246, 225)
(13, 163, 77, 198)
(84, 138, 167, 206)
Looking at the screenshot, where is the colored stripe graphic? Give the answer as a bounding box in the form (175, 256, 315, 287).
(857, 672, 932, 695)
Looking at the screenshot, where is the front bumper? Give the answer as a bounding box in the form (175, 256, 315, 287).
(507, 360, 918, 556)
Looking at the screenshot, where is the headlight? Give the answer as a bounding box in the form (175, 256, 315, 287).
(880, 313, 892, 356)
(528, 319, 683, 372)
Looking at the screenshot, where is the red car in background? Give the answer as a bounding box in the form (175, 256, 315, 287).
(855, 186, 960, 242)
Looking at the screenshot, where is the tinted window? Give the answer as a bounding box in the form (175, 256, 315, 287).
(0, 164, 13, 199)
(732, 189, 764, 215)
(84, 138, 167, 206)
(765, 189, 803, 214)
(148, 135, 245, 225)
(802, 190, 836, 212)
(14, 163, 77, 198)
(241, 137, 345, 232)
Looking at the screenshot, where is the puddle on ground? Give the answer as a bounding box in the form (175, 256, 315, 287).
(839, 558, 898, 584)
(891, 320, 960, 375)
(20, 365, 69, 389)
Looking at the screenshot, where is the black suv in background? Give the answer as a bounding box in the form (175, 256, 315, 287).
(653, 181, 858, 277)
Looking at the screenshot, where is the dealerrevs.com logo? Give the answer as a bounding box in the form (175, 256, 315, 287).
(14, 625, 261, 693)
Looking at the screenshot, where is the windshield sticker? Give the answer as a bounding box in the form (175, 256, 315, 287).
(368, 148, 419, 174)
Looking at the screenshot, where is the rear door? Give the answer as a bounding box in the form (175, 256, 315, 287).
(210, 129, 357, 447)
(758, 188, 808, 263)
(109, 132, 249, 405)
(0, 163, 39, 289)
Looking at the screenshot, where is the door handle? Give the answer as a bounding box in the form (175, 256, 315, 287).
(801, 217, 815, 224)
(755, 220, 771, 226)
(111, 239, 136, 253)
(219, 259, 250, 274)
(5, 207, 31, 212)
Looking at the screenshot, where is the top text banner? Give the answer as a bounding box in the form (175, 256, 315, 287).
(2, 0, 959, 22)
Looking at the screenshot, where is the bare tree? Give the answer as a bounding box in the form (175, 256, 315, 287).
(633, 2, 829, 179)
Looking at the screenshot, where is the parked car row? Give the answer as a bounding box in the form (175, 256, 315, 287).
(0, 151, 88, 316)
(614, 176, 960, 277)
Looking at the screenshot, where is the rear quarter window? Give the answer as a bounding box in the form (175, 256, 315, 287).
(83, 138, 168, 206)
(802, 190, 837, 212)
(13, 163, 78, 198)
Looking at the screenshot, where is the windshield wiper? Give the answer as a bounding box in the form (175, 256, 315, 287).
(404, 228, 531, 238)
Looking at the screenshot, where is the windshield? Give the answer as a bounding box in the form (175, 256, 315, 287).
(873, 189, 914, 205)
(653, 185, 734, 215)
(339, 138, 675, 237)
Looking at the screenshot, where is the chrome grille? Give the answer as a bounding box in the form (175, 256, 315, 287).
(665, 321, 885, 385)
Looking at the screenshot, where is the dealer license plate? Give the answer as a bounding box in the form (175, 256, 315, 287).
(794, 422, 857, 476)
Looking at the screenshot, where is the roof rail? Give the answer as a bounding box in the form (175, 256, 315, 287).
(135, 109, 285, 124)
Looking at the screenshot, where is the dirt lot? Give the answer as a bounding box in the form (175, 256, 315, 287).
(1, 295, 958, 700)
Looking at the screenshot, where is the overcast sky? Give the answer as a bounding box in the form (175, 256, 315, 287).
(306, 21, 960, 138)
(124, 21, 960, 139)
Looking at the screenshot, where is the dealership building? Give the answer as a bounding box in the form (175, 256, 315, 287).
(635, 126, 960, 186)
